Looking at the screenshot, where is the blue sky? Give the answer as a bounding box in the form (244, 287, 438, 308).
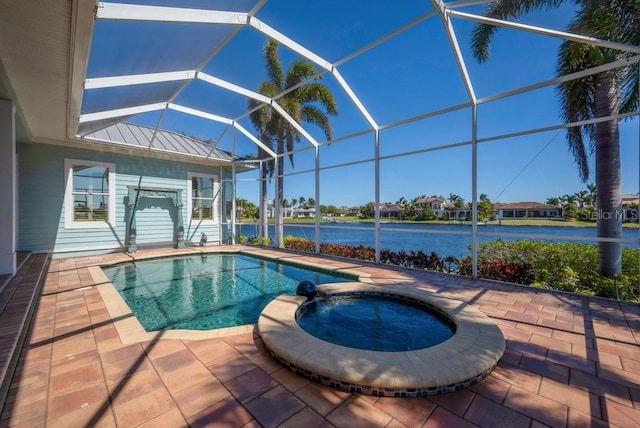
(88, 0, 639, 208)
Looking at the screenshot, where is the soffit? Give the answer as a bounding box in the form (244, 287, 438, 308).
(0, 0, 74, 143)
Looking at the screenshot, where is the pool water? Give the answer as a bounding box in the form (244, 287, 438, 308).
(103, 254, 351, 331)
(297, 296, 455, 352)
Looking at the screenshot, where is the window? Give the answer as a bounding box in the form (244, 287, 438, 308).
(188, 173, 219, 223)
(64, 159, 116, 229)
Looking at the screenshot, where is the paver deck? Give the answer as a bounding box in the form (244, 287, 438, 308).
(1, 246, 639, 427)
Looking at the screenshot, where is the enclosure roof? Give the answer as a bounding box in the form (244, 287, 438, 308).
(0, 0, 638, 162)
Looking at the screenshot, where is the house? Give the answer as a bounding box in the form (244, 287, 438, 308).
(494, 202, 562, 219)
(379, 203, 405, 219)
(17, 122, 248, 257)
(414, 197, 449, 218)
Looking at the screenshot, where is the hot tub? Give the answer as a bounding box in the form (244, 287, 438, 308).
(258, 282, 505, 397)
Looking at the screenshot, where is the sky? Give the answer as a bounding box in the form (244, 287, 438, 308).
(86, 0, 640, 208)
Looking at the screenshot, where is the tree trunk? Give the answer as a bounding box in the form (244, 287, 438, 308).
(594, 72, 622, 278)
(276, 140, 284, 247)
(260, 163, 268, 242)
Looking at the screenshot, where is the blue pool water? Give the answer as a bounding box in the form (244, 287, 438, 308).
(103, 254, 352, 331)
(297, 295, 455, 352)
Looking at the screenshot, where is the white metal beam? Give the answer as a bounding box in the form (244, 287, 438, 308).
(85, 71, 195, 89)
(430, 1, 476, 102)
(477, 55, 640, 105)
(248, 16, 333, 71)
(270, 102, 319, 147)
(197, 72, 271, 104)
(168, 103, 233, 124)
(445, 0, 490, 8)
(232, 122, 278, 158)
(449, 10, 640, 55)
(332, 68, 379, 130)
(78, 102, 167, 123)
(436, 6, 477, 103)
(96, 2, 247, 25)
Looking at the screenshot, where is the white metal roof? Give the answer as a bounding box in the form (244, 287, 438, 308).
(83, 122, 235, 162)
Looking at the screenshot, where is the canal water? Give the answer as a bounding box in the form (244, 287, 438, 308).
(236, 222, 639, 259)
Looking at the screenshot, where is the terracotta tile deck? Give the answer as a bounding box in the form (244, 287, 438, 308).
(1, 246, 640, 427)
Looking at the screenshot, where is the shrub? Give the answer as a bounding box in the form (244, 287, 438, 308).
(249, 236, 271, 246)
(281, 236, 640, 302)
(458, 258, 535, 284)
(473, 239, 639, 301)
(237, 235, 248, 244)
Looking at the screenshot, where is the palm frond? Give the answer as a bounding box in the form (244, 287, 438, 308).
(471, 0, 567, 62)
(285, 60, 318, 91)
(298, 83, 338, 116)
(301, 105, 333, 141)
(264, 40, 284, 90)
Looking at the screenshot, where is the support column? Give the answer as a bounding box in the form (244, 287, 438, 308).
(175, 190, 185, 249)
(127, 187, 137, 253)
(0, 99, 17, 275)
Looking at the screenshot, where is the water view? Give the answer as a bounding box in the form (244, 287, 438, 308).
(236, 223, 640, 259)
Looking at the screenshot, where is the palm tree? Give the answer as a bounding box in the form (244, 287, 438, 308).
(248, 41, 338, 246)
(471, 1, 639, 277)
(546, 197, 560, 206)
(247, 102, 275, 240)
(561, 193, 578, 207)
(298, 196, 306, 209)
(587, 183, 597, 207)
(575, 190, 589, 208)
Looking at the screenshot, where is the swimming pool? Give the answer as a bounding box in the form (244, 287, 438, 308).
(103, 254, 352, 331)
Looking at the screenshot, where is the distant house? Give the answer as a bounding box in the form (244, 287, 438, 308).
(494, 202, 562, 219)
(268, 204, 316, 219)
(379, 203, 405, 219)
(414, 197, 448, 218)
(295, 208, 316, 218)
(348, 206, 361, 216)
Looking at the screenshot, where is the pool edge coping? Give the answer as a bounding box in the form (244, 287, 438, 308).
(258, 282, 506, 397)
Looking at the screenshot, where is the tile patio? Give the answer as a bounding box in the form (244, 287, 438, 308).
(1, 246, 639, 427)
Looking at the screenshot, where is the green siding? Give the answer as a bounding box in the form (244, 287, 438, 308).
(18, 143, 227, 255)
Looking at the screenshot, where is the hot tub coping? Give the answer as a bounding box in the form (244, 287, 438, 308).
(258, 282, 506, 397)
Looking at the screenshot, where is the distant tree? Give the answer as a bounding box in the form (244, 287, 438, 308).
(449, 193, 464, 208)
(562, 194, 578, 207)
(546, 197, 561, 206)
(360, 202, 375, 218)
(563, 202, 578, 221)
(586, 183, 597, 206)
(291, 198, 298, 208)
(478, 193, 494, 222)
(308, 197, 316, 208)
(575, 190, 589, 208)
(299, 196, 306, 209)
